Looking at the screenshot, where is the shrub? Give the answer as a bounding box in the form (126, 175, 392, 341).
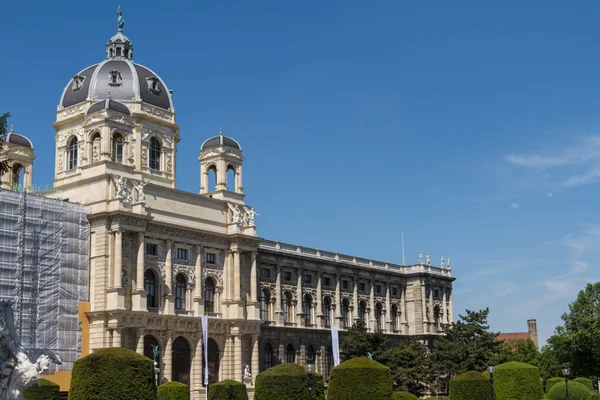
(24, 379, 60, 400)
(208, 380, 248, 400)
(68, 347, 157, 400)
(493, 361, 544, 400)
(254, 363, 324, 400)
(392, 392, 419, 400)
(158, 382, 189, 400)
(547, 381, 592, 400)
(448, 371, 491, 400)
(327, 357, 393, 400)
(573, 377, 594, 392)
(588, 394, 600, 400)
(546, 377, 565, 394)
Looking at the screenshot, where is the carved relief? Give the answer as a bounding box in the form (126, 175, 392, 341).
(166, 154, 172, 173)
(202, 269, 223, 286)
(57, 153, 63, 172)
(141, 127, 173, 148)
(172, 265, 195, 287)
(141, 145, 147, 167)
(57, 128, 84, 147)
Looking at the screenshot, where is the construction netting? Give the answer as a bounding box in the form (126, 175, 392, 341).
(0, 189, 89, 372)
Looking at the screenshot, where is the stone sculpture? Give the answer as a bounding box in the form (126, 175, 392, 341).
(441, 257, 445, 269)
(112, 175, 132, 203)
(0, 301, 62, 399)
(227, 203, 243, 225)
(426, 254, 431, 266)
(244, 207, 259, 227)
(418, 252, 423, 265)
(244, 364, 251, 378)
(133, 180, 148, 202)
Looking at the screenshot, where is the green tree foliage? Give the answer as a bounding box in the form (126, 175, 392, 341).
(68, 347, 157, 400)
(547, 381, 592, 400)
(538, 345, 563, 381)
(430, 308, 502, 379)
(158, 382, 190, 400)
(499, 338, 540, 365)
(327, 357, 393, 400)
(208, 380, 248, 400)
(547, 282, 600, 378)
(254, 363, 325, 400)
(24, 378, 60, 400)
(375, 340, 430, 396)
(340, 320, 388, 359)
(0, 112, 10, 175)
(493, 361, 544, 400)
(391, 392, 419, 400)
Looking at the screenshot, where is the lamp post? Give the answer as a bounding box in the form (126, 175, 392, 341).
(562, 365, 570, 400)
(488, 363, 495, 400)
(305, 363, 316, 400)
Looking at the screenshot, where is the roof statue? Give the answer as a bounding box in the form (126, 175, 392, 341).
(117, 6, 125, 31)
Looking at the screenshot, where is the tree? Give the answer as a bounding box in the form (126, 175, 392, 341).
(430, 308, 503, 379)
(546, 282, 600, 378)
(375, 340, 430, 396)
(537, 344, 562, 381)
(0, 112, 9, 175)
(340, 320, 389, 359)
(499, 338, 540, 366)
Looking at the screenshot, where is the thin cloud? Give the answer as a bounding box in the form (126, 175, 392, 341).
(505, 136, 600, 169)
(563, 167, 600, 187)
(510, 202, 519, 209)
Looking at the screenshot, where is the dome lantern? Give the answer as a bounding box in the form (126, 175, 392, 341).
(106, 7, 133, 60)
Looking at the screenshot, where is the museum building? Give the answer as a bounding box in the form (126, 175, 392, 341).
(0, 17, 455, 399)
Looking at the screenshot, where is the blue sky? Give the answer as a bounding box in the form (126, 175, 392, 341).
(3, 0, 600, 346)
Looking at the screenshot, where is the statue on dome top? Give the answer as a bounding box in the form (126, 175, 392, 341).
(117, 6, 125, 31)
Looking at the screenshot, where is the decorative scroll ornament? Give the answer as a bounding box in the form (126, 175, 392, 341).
(141, 127, 173, 148)
(172, 265, 195, 287)
(57, 128, 84, 147)
(157, 263, 167, 281)
(202, 269, 223, 286)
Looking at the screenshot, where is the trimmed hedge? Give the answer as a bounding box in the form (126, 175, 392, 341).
(573, 377, 594, 392)
(546, 377, 565, 394)
(589, 394, 600, 400)
(449, 371, 491, 400)
(493, 361, 544, 400)
(392, 392, 419, 400)
(208, 380, 248, 400)
(327, 357, 393, 400)
(24, 378, 60, 400)
(547, 381, 592, 400)
(158, 382, 190, 400)
(254, 363, 325, 400)
(68, 347, 157, 400)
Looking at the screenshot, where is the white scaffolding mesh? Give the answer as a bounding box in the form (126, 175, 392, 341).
(0, 189, 89, 372)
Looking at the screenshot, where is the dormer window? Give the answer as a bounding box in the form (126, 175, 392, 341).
(72, 75, 85, 92)
(116, 47, 122, 57)
(146, 76, 161, 95)
(109, 70, 122, 86)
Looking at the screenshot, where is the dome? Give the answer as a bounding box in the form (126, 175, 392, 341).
(0, 127, 33, 149)
(201, 129, 242, 151)
(59, 22, 173, 111)
(87, 99, 131, 115)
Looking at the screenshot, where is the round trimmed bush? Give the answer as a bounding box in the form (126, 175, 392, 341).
(392, 392, 419, 400)
(449, 371, 491, 400)
(327, 357, 393, 400)
(68, 347, 157, 400)
(208, 380, 248, 400)
(588, 393, 600, 400)
(24, 378, 60, 400)
(158, 381, 189, 400)
(254, 363, 325, 400)
(547, 381, 592, 400)
(546, 377, 565, 394)
(573, 377, 594, 392)
(493, 361, 544, 400)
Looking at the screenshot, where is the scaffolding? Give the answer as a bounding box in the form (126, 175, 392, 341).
(0, 189, 89, 372)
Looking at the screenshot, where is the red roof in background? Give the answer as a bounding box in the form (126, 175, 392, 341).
(498, 332, 530, 341)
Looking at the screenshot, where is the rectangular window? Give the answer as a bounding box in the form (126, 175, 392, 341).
(116, 47, 122, 56)
(177, 248, 188, 260)
(145, 243, 157, 256)
(206, 253, 216, 264)
(324, 277, 331, 287)
(359, 282, 366, 292)
(304, 274, 312, 284)
(261, 268, 271, 279)
(392, 287, 398, 296)
(342, 280, 349, 290)
(283, 271, 292, 282)
(434, 289, 440, 300)
(376, 285, 382, 295)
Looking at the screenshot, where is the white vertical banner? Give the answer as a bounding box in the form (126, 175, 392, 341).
(202, 316, 208, 388)
(331, 325, 340, 366)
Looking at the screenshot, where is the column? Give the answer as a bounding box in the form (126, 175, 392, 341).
(353, 276, 359, 323)
(448, 287, 454, 323)
(235, 165, 244, 193)
(234, 335, 242, 382)
(251, 334, 259, 378)
(233, 249, 241, 300)
(217, 159, 227, 191)
(385, 281, 391, 332)
(334, 270, 341, 328)
(113, 229, 122, 288)
(163, 336, 173, 382)
(192, 336, 203, 392)
(429, 284, 434, 329)
(112, 329, 121, 347)
(250, 252, 258, 319)
(421, 283, 428, 333)
(164, 240, 174, 314)
(316, 272, 323, 328)
(369, 279, 375, 331)
(200, 167, 208, 194)
(275, 264, 282, 325)
(132, 232, 147, 311)
(442, 285, 448, 324)
(296, 267, 303, 325)
(401, 283, 407, 326)
(194, 245, 204, 315)
(136, 329, 144, 355)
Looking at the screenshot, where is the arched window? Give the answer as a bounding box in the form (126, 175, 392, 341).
(358, 300, 366, 324)
(303, 294, 312, 326)
(175, 273, 187, 311)
(205, 338, 220, 385)
(391, 305, 398, 332)
(68, 137, 78, 170)
(172, 337, 191, 385)
(341, 298, 350, 329)
(112, 133, 124, 163)
(282, 292, 293, 324)
(375, 302, 383, 331)
(264, 343, 274, 370)
(226, 164, 235, 191)
(207, 165, 217, 192)
(306, 345, 315, 365)
(149, 137, 161, 170)
(260, 289, 271, 322)
(204, 277, 215, 313)
(434, 305, 440, 325)
(325, 345, 333, 382)
(11, 163, 23, 187)
(144, 269, 157, 309)
(285, 344, 295, 363)
(322, 296, 331, 328)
